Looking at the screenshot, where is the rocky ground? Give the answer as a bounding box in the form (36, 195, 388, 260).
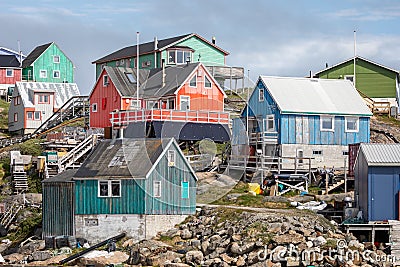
(370, 115, 400, 143)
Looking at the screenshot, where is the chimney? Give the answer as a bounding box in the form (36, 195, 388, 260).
(212, 36, 216, 45)
(325, 63, 328, 68)
(154, 36, 158, 50)
(162, 59, 166, 87)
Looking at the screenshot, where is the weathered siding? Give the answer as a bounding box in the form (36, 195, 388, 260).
(74, 179, 145, 214)
(89, 69, 123, 128)
(42, 182, 75, 237)
(317, 59, 397, 98)
(8, 88, 25, 133)
(145, 142, 196, 215)
(0, 68, 21, 85)
(177, 65, 224, 111)
(280, 115, 370, 145)
(28, 43, 74, 83)
(175, 36, 225, 66)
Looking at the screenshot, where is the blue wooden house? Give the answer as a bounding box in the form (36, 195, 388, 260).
(354, 143, 400, 221)
(42, 138, 197, 243)
(232, 76, 372, 169)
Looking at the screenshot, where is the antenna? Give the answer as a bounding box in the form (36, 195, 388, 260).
(136, 32, 140, 109)
(17, 40, 22, 67)
(353, 30, 356, 87)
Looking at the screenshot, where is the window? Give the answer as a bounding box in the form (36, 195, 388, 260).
(14, 96, 21, 106)
(344, 75, 354, 85)
(38, 95, 50, 104)
(154, 181, 161, 197)
(180, 96, 190, 111)
(320, 116, 334, 131)
(141, 60, 151, 68)
(53, 55, 60, 63)
(92, 103, 98, 112)
(181, 181, 189, 199)
(146, 100, 159, 109)
(13, 113, 17, 122)
(40, 70, 47, 78)
(265, 115, 275, 132)
(345, 117, 359, 132)
(130, 100, 141, 109)
(204, 76, 212, 88)
(167, 150, 175, 166)
(343, 151, 349, 156)
(103, 75, 109, 86)
(259, 88, 264, 102)
(53, 70, 60, 78)
(189, 76, 197, 87)
(168, 49, 192, 64)
(34, 111, 41, 120)
(125, 73, 136, 83)
(6, 69, 13, 77)
(168, 99, 175, 109)
(312, 150, 321, 156)
(98, 180, 121, 197)
(27, 112, 33, 120)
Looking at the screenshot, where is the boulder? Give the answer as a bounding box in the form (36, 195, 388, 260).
(313, 236, 327, 247)
(31, 250, 52, 261)
(185, 250, 203, 265)
(3, 253, 25, 264)
(180, 229, 192, 240)
(147, 251, 182, 266)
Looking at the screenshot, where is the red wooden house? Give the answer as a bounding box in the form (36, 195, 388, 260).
(89, 62, 230, 141)
(0, 55, 22, 100)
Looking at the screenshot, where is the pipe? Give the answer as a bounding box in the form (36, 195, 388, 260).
(58, 232, 126, 265)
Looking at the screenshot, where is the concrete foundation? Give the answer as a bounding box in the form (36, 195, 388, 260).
(75, 214, 187, 244)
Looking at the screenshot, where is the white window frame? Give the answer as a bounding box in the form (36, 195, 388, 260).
(180, 95, 190, 111)
(53, 55, 60, 63)
(259, 88, 264, 102)
(204, 76, 212, 88)
(320, 116, 334, 131)
(168, 150, 176, 166)
(189, 75, 197, 88)
(153, 181, 161, 197)
(168, 49, 192, 65)
(264, 115, 275, 132)
(103, 75, 109, 86)
(130, 99, 141, 109)
(6, 69, 13, 77)
(53, 70, 60, 79)
(27, 111, 33, 120)
(34, 111, 41, 120)
(345, 116, 359, 132)
(92, 103, 98, 112)
(98, 180, 121, 198)
(40, 70, 47, 78)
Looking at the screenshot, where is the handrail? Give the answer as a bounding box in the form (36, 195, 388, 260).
(110, 109, 230, 126)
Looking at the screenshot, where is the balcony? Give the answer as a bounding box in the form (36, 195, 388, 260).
(110, 109, 230, 127)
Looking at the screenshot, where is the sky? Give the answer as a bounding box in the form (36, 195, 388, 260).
(1, 0, 400, 95)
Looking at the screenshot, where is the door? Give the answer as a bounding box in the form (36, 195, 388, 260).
(180, 95, 190, 111)
(370, 174, 397, 220)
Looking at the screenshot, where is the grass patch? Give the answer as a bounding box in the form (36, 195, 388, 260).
(0, 99, 9, 130)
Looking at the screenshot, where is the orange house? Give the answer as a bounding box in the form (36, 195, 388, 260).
(89, 63, 230, 141)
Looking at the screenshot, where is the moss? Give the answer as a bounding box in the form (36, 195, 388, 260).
(8, 211, 42, 242)
(14, 139, 44, 156)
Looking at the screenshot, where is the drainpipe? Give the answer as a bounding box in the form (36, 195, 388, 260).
(154, 36, 158, 68)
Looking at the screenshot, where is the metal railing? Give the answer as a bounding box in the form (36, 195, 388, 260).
(110, 109, 230, 126)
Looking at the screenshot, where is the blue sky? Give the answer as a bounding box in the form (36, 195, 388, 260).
(1, 0, 400, 94)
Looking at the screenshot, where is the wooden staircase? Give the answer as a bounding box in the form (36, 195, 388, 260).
(357, 89, 390, 115)
(321, 178, 345, 195)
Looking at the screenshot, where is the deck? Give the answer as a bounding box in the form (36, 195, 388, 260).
(110, 109, 230, 127)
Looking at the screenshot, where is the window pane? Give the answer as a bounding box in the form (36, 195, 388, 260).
(99, 182, 109, 196)
(346, 117, 358, 131)
(259, 89, 264, 101)
(177, 50, 184, 64)
(205, 76, 211, 88)
(34, 112, 40, 120)
(322, 117, 333, 129)
(168, 99, 175, 109)
(154, 181, 161, 197)
(184, 51, 191, 63)
(168, 51, 175, 64)
(190, 76, 197, 87)
(111, 181, 120, 196)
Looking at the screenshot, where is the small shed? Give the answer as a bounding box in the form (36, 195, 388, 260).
(354, 143, 400, 221)
(42, 138, 197, 243)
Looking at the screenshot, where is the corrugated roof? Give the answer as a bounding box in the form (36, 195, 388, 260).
(15, 81, 80, 108)
(92, 33, 229, 64)
(359, 143, 400, 166)
(314, 56, 400, 76)
(74, 138, 170, 179)
(259, 76, 373, 116)
(0, 55, 21, 68)
(22, 42, 52, 68)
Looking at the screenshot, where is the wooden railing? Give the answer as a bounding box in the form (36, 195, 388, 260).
(110, 109, 230, 126)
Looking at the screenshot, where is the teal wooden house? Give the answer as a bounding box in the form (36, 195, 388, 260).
(314, 56, 400, 110)
(232, 76, 372, 170)
(42, 138, 197, 243)
(22, 42, 74, 83)
(92, 33, 229, 79)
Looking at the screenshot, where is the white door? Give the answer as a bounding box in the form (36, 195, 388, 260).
(180, 95, 190, 111)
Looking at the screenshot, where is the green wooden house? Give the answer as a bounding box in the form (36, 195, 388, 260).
(314, 56, 400, 108)
(42, 138, 197, 243)
(92, 33, 230, 79)
(22, 42, 74, 83)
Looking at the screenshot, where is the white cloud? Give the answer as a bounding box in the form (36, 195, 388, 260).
(330, 7, 400, 21)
